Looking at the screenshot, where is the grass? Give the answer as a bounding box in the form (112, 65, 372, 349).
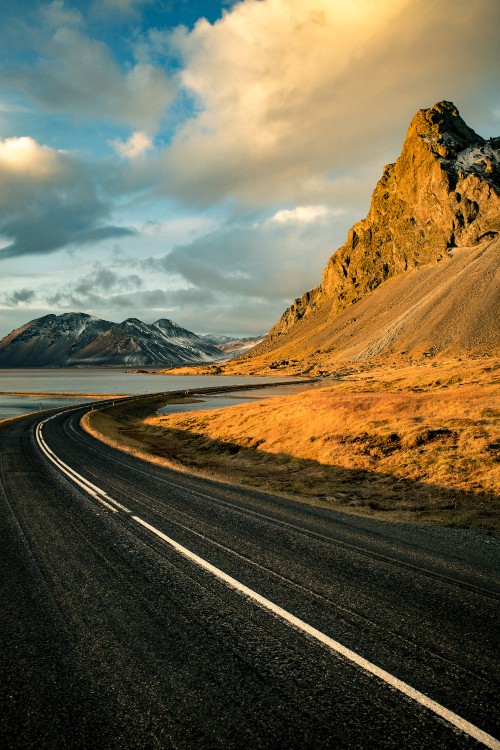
(83, 358, 500, 530)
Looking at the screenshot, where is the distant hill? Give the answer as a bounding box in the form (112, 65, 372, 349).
(218, 335, 266, 357)
(0, 313, 223, 367)
(199, 334, 234, 346)
(234, 101, 499, 374)
(201, 334, 265, 358)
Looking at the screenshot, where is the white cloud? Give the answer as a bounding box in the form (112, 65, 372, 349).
(111, 131, 153, 159)
(0, 136, 134, 258)
(0, 136, 61, 177)
(271, 205, 341, 224)
(145, 208, 350, 306)
(154, 0, 500, 208)
(2, 13, 175, 133)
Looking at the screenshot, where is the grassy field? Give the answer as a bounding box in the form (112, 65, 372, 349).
(83, 358, 500, 530)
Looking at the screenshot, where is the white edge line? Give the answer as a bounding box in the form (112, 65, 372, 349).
(36, 421, 122, 514)
(132, 515, 500, 750)
(37, 421, 106, 493)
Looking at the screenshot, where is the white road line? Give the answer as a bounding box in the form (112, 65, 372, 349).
(133, 515, 500, 750)
(103, 496, 131, 513)
(35, 414, 500, 750)
(36, 419, 130, 514)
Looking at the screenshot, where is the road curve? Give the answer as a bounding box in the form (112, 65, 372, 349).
(1, 397, 499, 749)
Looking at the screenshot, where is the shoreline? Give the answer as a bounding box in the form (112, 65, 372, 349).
(79, 361, 500, 531)
(0, 391, 129, 398)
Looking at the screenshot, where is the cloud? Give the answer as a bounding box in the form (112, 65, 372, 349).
(42, 29, 174, 131)
(2, 288, 36, 306)
(153, 0, 500, 208)
(25, 262, 145, 309)
(0, 136, 135, 259)
(111, 131, 153, 159)
(133, 202, 361, 334)
(41, 0, 84, 27)
(270, 205, 340, 224)
(2, 11, 175, 132)
(145, 208, 347, 303)
(147, 285, 288, 336)
(92, 0, 152, 16)
(73, 265, 142, 296)
(44, 287, 180, 316)
(99, 285, 282, 335)
(3, 261, 157, 319)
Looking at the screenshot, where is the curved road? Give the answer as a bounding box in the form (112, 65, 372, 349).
(1, 397, 499, 749)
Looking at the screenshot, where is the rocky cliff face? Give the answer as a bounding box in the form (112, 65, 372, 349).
(263, 101, 499, 348)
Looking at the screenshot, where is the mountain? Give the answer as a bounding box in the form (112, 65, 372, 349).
(237, 101, 499, 372)
(200, 334, 234, 345)
(201, 333, 265, 358)
(0, 313, 223, 367)
(217, 335, 266, 357)
(71, 317, 222, 366)
(0, 313, 113, 368)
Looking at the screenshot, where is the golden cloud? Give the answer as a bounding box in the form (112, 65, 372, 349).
(111, 131, 153, 159)
(160, 0, 499, 207)
(0, 137, 61, 179)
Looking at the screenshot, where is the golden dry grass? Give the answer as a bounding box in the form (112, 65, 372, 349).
(83, 358, 500, 529)
(150, 363, 499, 483)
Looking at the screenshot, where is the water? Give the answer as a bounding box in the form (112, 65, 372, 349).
(0, 369, 302, 421)
(0, 395, 88, 421)
(156, 384, 315, 416)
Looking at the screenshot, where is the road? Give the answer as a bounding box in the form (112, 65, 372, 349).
(1, 397, 499, 749)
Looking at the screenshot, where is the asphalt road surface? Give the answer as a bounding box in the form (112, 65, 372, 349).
(1, 397, 499, 749)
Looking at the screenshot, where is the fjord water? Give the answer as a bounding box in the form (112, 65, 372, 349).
(0, 368, 299, 420)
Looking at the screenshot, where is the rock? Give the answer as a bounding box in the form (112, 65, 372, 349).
(256, 101, 499, 349)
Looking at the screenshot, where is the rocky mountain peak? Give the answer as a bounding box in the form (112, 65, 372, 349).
(154, 318, 175, 327)
(402, 101, 498, 190)
(121, 318, 144, 327)
(154, 318, 185, 333)
(409, 100, 484, 159)
(254, 102, 499, 354)
(152, 319, 204, 344)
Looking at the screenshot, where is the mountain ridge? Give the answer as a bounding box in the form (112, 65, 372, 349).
(237, 101, 499, 371)
(0, 313, 224, 367)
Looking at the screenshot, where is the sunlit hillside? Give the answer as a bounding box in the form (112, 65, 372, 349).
(85, 358, 500, 528)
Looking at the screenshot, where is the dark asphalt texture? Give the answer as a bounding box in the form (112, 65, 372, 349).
(0, 399, 499, 749)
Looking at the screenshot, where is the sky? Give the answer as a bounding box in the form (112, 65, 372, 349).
(0, 0, 499, 338)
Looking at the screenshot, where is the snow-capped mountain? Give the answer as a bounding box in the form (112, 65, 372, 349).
(70, 317, 223, 366)
(200, 334, 234, 346)
(217, 335, 266, 358)
(0, 313, 223, 367)
(0, 313, 114, 368)
(201, 333, 265, 357)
